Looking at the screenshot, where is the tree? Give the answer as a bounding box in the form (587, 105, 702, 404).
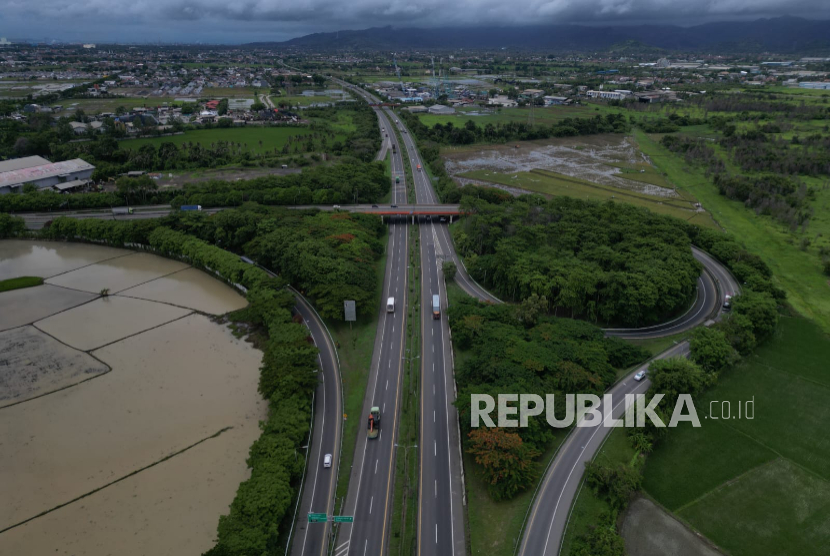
(467, 428, 540, 501)
(585, 461, 641, 509)
(22, 182, 38, 194)
(718, 313, 757, 355)
(516, 293, 548, 327)
(732, 290, 778, 341)
(647, 357, 710, 408)
(689, 326, 737, 374)
(442, 260, 457, 281)
(572, 511, 626, 556)
(115, 105, 127, 116)
(251, 102, 266, 112)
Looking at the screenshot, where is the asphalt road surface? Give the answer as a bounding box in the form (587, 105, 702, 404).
(518, 341, 692, 556)
(332, 105, 410, 556)
(390, 108, 467, 556)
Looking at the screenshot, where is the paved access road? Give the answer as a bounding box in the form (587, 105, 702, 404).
(517, 341, 691, 556)
(288, 286, 343, 556)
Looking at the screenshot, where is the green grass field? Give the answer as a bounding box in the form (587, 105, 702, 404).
(121, 126, 347, 155)
(0, 276, 44, 292)
(458, 167, 719, 229)
(636, 129, 830, 333)
(642, 316, 830, 556)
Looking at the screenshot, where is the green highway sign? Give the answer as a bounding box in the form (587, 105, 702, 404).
(333, 516, 354, 523)
(308, 513, 328, 523)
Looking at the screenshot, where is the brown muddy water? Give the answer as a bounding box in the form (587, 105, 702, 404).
(0, 240, 131, 281)
(444, 134, 678, 198)
(0, 240, 262, 555)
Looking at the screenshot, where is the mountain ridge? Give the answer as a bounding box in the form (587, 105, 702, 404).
(246, 17, 830, 52)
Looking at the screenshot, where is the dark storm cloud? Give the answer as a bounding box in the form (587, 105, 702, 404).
(3, 0, 830, 42)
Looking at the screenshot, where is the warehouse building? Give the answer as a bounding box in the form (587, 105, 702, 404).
(428, 104, 456, 115)
(0, 156, 95, 194)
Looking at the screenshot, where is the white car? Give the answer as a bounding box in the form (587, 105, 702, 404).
(323, 454, 332, 468)
(634, 370, 646, 382)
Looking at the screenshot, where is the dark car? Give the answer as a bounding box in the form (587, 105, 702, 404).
(372, 204, 378, 208)
(391, 204, 398, 208)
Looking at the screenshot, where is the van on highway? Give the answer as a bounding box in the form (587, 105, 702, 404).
(387, 297, 395, 313)
(432, 294, 440, 320)
(323, 454, 332, 468)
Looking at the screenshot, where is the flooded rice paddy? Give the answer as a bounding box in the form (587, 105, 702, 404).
(0, 240, 263, 555)
(444, 134, 678, 198)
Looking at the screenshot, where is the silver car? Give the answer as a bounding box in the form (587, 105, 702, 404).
(634, 370, 646, 382)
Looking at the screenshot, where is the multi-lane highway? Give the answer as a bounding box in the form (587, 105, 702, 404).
(332, 106, 409, 556)
(386, 107, 467, 556)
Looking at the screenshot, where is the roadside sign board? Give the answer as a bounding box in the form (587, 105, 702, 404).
(344, 300, 356, 322)
(308, 513, 328, 523)
(333, 516, 354, 523)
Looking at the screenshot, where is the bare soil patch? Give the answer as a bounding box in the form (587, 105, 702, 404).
(444, 134, 678, 198)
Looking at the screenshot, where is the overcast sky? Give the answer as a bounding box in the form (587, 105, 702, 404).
(2, 0, 829, 44)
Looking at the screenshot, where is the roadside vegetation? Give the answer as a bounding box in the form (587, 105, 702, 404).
(0, 160, 388, 212)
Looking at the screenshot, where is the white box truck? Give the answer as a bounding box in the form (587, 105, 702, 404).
(432, 294, 440, 320)
(387, 297, 395, 313)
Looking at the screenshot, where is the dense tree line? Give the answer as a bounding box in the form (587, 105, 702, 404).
(398, 109, 629, 146)
(0, 213, 26, 238)
(453, 195, 702, 327)
(718, 129, 830, 177)
(170, 160, 387, 207)
(661, 133, 817, 230)
(0, 160, 388, 213)
(700, 96, 829, 121)
(451, 297, 648, 501)
(713, 173, 814, 230)
(659, 135, 726, 175)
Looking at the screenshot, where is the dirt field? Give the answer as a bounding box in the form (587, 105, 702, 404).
(0, 240, 263, 555)
(443, 134, 678, 197)
(621, 497, 724, 556)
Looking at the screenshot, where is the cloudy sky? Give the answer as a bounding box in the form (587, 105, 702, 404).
(1, 0, 829, 44)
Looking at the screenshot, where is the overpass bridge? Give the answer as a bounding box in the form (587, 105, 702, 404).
(17, 204, 466, 230)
